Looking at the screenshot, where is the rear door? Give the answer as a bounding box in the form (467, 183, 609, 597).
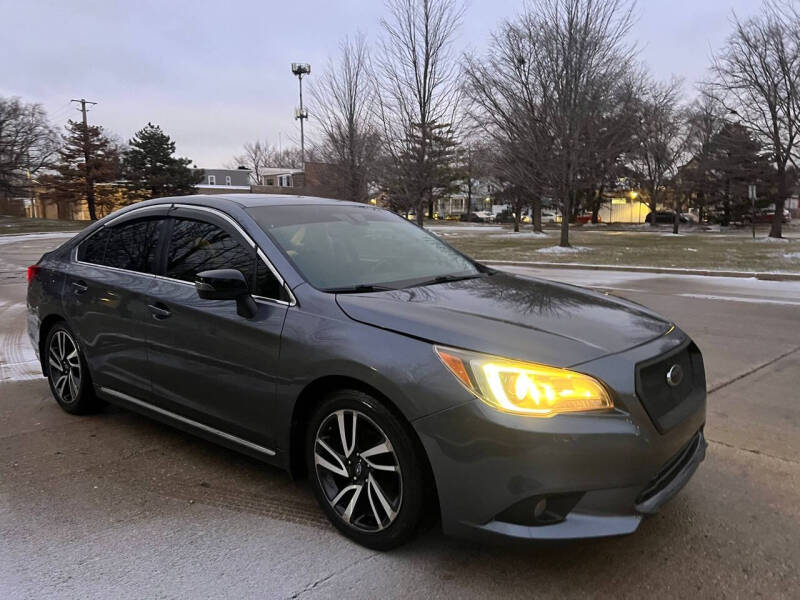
(65, 209, 168, 401)
(144, 208, 290, 449)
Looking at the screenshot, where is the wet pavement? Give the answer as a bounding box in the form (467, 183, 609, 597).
(1, 236, 798, 599)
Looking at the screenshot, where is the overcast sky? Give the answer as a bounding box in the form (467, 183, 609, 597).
(2, 0, 762, 167)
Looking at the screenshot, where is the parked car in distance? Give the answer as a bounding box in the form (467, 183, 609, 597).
(541, 210, 558, 224)
(645, 210, 689, 225)
(474, 210, 495, 223)
(460, 211, 494, 223)
(27, 195, 707, 549)
(742, 208, 792, 224)
(681, 212, 699, 224)
(494, 210, 516, 224)
(517, 210, 558, 225)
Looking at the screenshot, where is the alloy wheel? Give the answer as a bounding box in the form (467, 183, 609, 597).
(313, 409, 402, 532)
(48, 330, 82, 404)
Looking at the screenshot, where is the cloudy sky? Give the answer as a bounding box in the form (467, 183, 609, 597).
(2, 0, 761, 167)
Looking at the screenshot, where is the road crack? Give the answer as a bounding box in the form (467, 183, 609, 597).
(285, 553, 379, 599)
(707, 345, 800, 395)
(706, 438, 799, 465)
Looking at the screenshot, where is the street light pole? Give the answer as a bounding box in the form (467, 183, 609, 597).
(291, 63, 311, 167)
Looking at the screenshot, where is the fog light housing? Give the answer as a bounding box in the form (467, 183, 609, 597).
(494, 493, 584, 527)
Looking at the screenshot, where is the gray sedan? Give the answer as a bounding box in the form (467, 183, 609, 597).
(26, 194, 706, 549)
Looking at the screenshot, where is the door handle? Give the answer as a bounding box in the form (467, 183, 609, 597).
(72, 280, 88, 294)
(147, 303, 172, 319)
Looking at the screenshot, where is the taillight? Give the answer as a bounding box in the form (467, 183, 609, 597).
(26, 265, 41, 285)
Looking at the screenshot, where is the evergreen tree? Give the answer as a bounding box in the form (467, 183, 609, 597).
(682, 122, 773, 225)
(123, 123, 202, 198)
(41, 120, 120, 220)
(386, 121, 460, 221)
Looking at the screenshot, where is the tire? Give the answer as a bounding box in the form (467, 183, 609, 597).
(44, 322, 103, 415)
(306, 389, 426, 550)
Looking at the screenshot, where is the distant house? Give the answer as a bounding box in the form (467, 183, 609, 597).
(193, 167, 252, 194)
(436, 179, 499, 218)
(252, 163, 345, 200)
(256, 167, 304, 190)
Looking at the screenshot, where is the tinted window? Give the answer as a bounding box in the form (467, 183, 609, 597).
(253, 258, 283, 300)
(78, 227, 110, 264)
(103, 219, 162, 273)
(246, 205, 479, 290)
(165, 219, 283, 300)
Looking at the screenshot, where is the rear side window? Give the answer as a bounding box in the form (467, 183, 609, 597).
(103, 219, 162, 273)
(78, 228, 110, 263)
(165, 218, 284, 300)
(77, 219, 161, 274)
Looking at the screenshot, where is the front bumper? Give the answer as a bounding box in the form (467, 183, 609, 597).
(413, 333, 707, 542)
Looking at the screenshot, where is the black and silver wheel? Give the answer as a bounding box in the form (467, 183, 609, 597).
(45, 322, 102, 414)
(306, 390, 426, 550)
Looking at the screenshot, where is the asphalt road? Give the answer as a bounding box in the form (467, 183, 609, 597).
(1, 234, 799, 599)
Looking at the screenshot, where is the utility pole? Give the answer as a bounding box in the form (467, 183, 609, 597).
(70, 98, 98, 220)
(291, 64, 311, 168)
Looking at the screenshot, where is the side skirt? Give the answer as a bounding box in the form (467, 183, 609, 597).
(97, 386, 282, 465)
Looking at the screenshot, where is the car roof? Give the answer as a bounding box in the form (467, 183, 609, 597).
(145, 194, 365, 210)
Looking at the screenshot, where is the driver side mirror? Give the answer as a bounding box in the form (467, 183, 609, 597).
(195, 269, 257, 318)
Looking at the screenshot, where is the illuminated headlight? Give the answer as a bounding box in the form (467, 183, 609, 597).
(435, 346, 613, 417)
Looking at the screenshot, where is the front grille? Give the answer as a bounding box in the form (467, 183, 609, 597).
(635, 341, 706, 433)
(637, 430, 703, 504)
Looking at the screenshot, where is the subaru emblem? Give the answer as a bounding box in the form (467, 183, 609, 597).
(665, 364, 684, 387)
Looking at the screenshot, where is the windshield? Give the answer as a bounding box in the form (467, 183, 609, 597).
(246, 204, 481, 291)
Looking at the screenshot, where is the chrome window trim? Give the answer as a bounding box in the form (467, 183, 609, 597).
(73, 202, 297, 306)
(101, 204, 172, 227)
(100, 387, 276, 457)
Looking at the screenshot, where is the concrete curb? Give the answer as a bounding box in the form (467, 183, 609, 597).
(480, 259, 800, 282)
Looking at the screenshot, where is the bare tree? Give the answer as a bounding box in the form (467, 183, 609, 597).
(463, 17, 550, 233)
(708, 0, 800, 238)
(310, 34, 381, 203)
(580, 71, 642, 224)
(376, 0, 465, 225)
(0, 96, 59, 202)
(629, 78, 689, 233)
(231, 140, 309, 183)
(474, 0, 636, 247)
(231, 141, 271, 185)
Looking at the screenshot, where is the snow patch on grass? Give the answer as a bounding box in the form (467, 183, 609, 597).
(784, 252, 800, 260)
(758, 236, 790, 243)
(537, 245, 590, 254)
(497, 231, 550, 239)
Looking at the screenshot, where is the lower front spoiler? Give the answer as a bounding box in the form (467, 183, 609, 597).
(448, 430, 707, 543)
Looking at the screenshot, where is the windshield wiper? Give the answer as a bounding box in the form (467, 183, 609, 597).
(410, 273, 485, 287)
(323, 284, 397, 294)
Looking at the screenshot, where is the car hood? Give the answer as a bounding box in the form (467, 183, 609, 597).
(336, 272, 671, 367)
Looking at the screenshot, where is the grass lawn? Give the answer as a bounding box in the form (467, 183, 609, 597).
(434, 223, 800, 274)
(0, 215, 89, 235)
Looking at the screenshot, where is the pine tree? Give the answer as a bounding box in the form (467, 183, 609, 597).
(388, 121, 460, 223)
(682, 122, 773, 225)
(40, 120, 120, 220)
(123, 123, 203, 198)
